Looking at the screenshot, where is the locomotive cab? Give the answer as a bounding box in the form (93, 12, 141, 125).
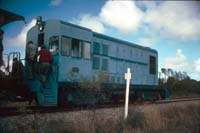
(26, 17, 94, 106)
(25, 17, 59, 106)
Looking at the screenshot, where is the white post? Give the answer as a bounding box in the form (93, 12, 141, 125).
(124, 68, 131, 120)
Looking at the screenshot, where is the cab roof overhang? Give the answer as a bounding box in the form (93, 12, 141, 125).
(0, 9, 25, 27)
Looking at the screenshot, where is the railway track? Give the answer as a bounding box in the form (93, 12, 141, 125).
(0, 97, 199, 117)
(155, 97, 200, 104)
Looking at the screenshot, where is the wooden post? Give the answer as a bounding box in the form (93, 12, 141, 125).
(124, 68, 131, 119)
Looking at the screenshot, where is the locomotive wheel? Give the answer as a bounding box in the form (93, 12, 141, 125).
(112, 95, 119, 104)
(58, 88, 65, 107)
(156, 93, 162, 101)
(137, 96, 144, 103)
(58, 88, 73, 107)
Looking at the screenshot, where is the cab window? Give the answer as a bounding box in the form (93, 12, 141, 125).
(61, 36, 71, 56)
(82, 41, 91, 59)
(71, 39, 81, 57)
(61, 36, 91, 59)
(49, 36, 59, 55)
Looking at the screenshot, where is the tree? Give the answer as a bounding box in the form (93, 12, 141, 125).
(161, 68, 167, 82)
(167, 68, 174, 78)
(166, 77, 176, 91)
(158, 68, 200, 96)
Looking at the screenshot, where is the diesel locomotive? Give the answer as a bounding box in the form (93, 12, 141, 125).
(24, 17, 168, 106)
(0, 11, 169, 106)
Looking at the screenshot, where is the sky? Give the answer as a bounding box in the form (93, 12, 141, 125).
(0, 0, 200, 81)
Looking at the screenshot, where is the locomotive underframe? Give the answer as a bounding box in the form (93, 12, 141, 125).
(57, 82, 166, 106)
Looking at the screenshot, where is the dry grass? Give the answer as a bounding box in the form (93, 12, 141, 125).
(0, 101, 199, 133)
(125, 101, 200, 133)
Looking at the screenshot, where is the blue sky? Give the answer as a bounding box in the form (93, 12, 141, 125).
(1, 0, 200, 80)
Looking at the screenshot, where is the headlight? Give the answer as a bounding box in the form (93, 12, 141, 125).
(36, 16, 44, 32)
(39, 25, 44, 31)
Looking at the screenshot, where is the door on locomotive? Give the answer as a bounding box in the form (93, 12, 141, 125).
(26, 17, 59, 106)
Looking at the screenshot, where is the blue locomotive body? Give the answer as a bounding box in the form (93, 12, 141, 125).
(25, 19, 163, 106)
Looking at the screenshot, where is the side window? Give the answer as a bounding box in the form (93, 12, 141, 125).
(71, 38, 81, 57)
(149, 56, 156, 74)
(93, 42, 100, 54)
(83, 41, 91, 59)
(61, 36, 71, 56)
(49, 36, 59, 55)
(101, 58, 108, 71)
(92, 57, 100, 69)
(102, 44, 108, 56)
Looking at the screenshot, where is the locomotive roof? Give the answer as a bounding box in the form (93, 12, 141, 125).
(93, 32, 157, 54)
(58, 20, 157, 54)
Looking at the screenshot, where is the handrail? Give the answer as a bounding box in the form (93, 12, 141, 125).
(7, 52, 21, 76)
